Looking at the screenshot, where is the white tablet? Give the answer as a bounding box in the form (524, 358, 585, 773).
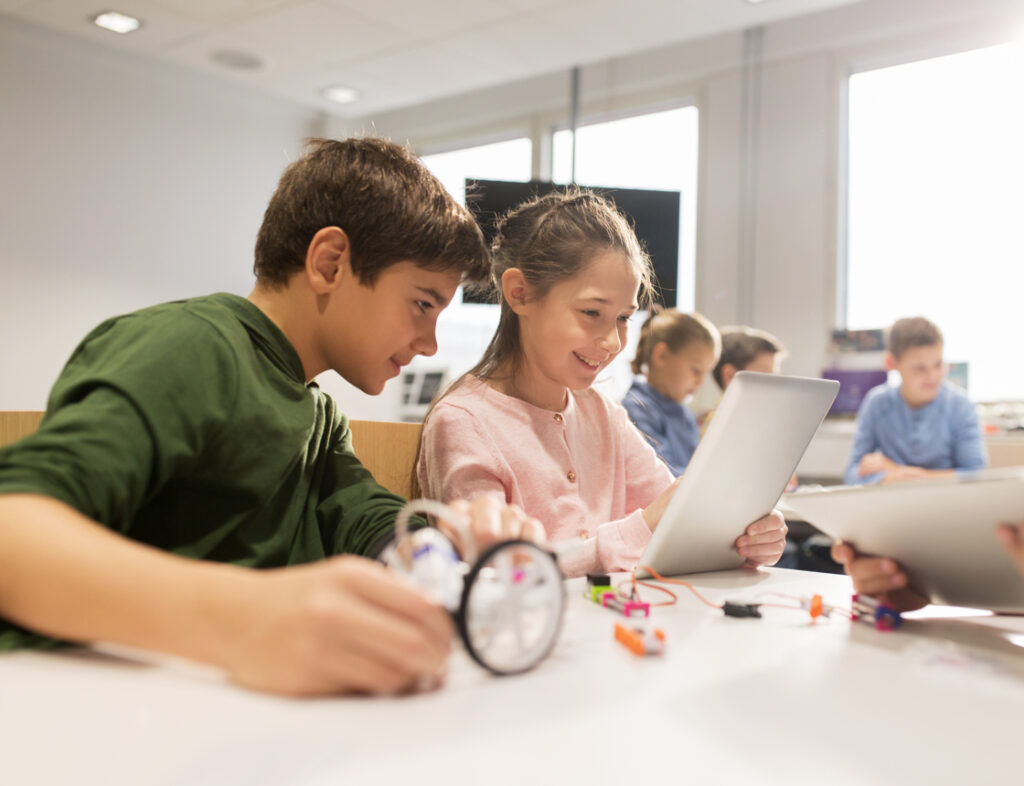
(784, 469, 1024, 611)
(636, 371, 839, 577)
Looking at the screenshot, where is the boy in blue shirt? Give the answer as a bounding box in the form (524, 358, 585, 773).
(844, 316, 986, 485)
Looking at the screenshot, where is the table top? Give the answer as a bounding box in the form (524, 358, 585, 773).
(3, 567, 1022, 786)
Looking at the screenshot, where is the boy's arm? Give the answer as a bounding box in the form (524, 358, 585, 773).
(0, 493, 452, 696)
(952, 397, 987, 471)
(844, 401, 883, 485)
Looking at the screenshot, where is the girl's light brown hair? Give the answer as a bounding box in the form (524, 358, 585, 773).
(631, 308, 721, 375)
(412, 188, 655, 493)
(467, 187, 655, 384)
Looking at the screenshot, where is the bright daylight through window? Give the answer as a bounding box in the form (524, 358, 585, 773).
(846, 42, 1024, 402)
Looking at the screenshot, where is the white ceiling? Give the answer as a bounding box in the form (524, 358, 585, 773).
(1, 0, 861, 117)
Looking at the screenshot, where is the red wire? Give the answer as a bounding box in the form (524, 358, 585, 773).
(632, 565, 723, 610)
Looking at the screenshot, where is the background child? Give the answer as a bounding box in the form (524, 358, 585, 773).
(622, 309, 720, 475)
(844, 316, 986, 485)
(417, 190, 787, 578)
(0, 137, 541, 697)
(700, 325, 787, 435)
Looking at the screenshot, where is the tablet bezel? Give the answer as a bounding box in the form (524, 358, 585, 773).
(636, 372, 839, 577)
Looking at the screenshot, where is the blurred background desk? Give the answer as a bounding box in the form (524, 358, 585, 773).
(3, 568, 1023, 785)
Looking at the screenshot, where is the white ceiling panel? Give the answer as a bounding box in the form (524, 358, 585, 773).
(3, 0, 864, 116)
(150, 0, 292, 23)
(326, 0, 515, 39)
(15, 0, 207, 51)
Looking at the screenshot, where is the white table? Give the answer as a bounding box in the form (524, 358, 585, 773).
(3, 568, 1023, 785)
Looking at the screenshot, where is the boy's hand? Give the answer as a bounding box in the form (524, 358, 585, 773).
(995, 521, 1024, 578)
(858, 451, 895, 477)
(442, 495, 547, 557)
(226, 557, 453, 697)
(880, 465, 929, 483)
(830, 541, 928, 612)
(734, 510, 788, 567)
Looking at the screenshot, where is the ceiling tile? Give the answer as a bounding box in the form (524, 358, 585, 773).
(325, 0, 514, 38)
(150, 0, 291, 23)
(14, 0, 207, 50)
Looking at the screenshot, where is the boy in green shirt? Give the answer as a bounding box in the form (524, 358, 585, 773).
(0, 138, 541, 697)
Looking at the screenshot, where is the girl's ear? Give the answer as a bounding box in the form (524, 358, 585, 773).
(883, 352, 897, 372)
(501, 268, 531, 315)
(649, 340, 671, 368)
(306, 226, 352, 293)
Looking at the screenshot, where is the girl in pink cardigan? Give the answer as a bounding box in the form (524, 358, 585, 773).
(418, 190, 787, 577)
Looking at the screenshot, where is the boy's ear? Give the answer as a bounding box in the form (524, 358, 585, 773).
(306, 227, 352, 294)
(501, 268, 531, 315)
(884, 352, 897, 372)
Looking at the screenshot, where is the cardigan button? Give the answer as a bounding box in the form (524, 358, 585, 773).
(553, 413, 564, 423)
(578, 528, 588, 540)
(567, 470, 577, 482)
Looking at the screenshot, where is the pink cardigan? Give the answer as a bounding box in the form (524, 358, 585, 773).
(417, 377, 674, 577)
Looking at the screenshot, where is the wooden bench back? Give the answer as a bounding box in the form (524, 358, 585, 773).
(0, 412, 420, 499)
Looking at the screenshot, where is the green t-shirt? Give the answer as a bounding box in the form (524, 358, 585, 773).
(0, 293, 409, 649)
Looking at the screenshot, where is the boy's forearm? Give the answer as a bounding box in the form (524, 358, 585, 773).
(0, 494, 256, 669)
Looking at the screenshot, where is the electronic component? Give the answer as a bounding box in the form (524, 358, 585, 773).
(851, 593, 903, 631)
(722, 601, 763, 618)
(602, 594, 650, 618)
(389, 500, 566, 675)
(615, 623, 666, 656)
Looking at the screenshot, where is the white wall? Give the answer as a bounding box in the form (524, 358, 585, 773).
(0, 17, 318, 409)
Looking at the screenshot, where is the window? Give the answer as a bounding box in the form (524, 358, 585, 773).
(551, 107, 699, 400)
(846, 42, 1024, 401)
(421, 137, 532, 206)
(414, 138, 532, 394)
(552, 106, 699, 313)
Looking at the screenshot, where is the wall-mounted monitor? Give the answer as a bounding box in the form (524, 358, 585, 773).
(464, 179, 680, 307)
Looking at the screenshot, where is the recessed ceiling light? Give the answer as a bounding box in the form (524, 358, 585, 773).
(90, 11, 141, 34)
(321, 85, 360, 105)
(210, 50, 264, 70)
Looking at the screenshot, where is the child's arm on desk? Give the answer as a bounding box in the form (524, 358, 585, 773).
(0, 494, 452, 697)
(858, 452, 952, 484)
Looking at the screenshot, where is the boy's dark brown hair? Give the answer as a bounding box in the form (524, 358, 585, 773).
(254, 137, 490, 287)
(712, 326, 787, 388)
(631, 308, 720, 375)
(887, 316, 943, 359)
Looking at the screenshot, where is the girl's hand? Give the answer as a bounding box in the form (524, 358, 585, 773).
(830, 541, 928, 612)
(641, 477, 683, 531)
(734, 510, 787, 567)
(443, 495, 547, 557)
